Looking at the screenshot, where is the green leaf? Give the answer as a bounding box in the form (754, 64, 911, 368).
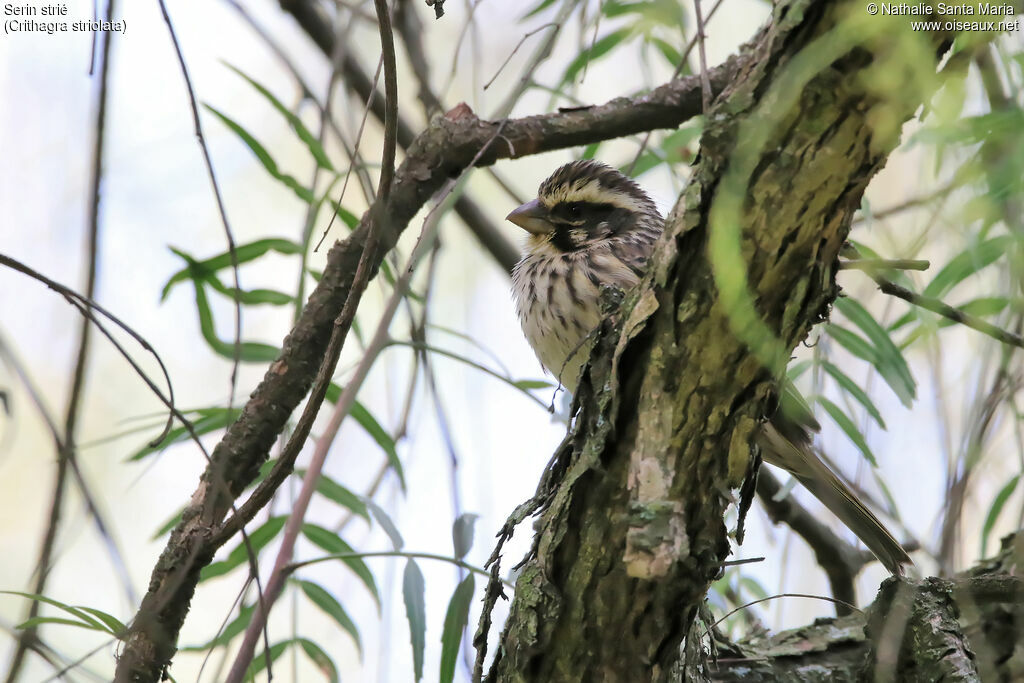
(350, 401, 405, 490)
(200, 516, 286, 581)
(362, 497, 405, 551)
(648, 36, 681, 67)
(452, 513, 479, 560)
(834, 298, 916, 407)
(204, 273, 294, 306)
(298, 637, 340, 683)
(131, 407, 240, 461)
(513, 379, 554, 391)
(827, 324, 879, 364)
(1, 592, 113, 635)
(204, 104, 315, 203)
(439, 574, 475, 683)
(981, 474, 1019, 558)
(17, 617, 104, 632)
(151, 507, 184, 539)
(938, 297, 1010, 327)
(324, 384, 405, 490)
(306, 474, 370, 521)
(224, 63, 335, 172)
(244, 640, 290, 680)
(191, 276, 280, 363)
(403, 559, 427, 682)
(921, 235, 1015, 300)
(522, 0, 557, 18)
(301, 524, 381, 606)
(816, 396, 878, 467)
(161, 238, 302, 300)
(181, 603, 256, 651)
(821, 361, 886, 429)
(75, 606, 127, 635)
(296, 580, 361, 655)
(779, 377, 820, 432)
(562, 27, 633, 84)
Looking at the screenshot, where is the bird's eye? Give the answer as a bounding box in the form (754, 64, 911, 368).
(566, 203, 583, 217)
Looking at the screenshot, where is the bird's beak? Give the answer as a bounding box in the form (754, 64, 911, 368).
(506, 198, 552, 235)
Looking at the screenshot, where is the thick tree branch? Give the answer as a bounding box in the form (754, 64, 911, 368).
(712, 532, 1024, 681)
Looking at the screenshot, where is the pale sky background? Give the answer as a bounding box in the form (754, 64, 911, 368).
(1, 1, 1022, 681)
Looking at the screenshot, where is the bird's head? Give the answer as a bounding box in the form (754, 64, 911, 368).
(506, 160, 662, 253)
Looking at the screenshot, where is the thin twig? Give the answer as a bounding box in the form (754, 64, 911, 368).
(838, 258, 930, 272)
(483, 22, 558, 90)
(625, 0, 725, 175)
(5, 7, 116, 677)
(693, 0, 713, 113)
(155, 0, 243, 410)
(875, 278, 1024, 350)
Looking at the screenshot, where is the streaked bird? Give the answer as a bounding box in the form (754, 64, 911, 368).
(507, 159, 910, 575)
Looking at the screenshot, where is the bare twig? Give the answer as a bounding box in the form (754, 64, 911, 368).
(4, 6, 116, 677)
(693, 0, 713, 113)
(155, 0, 243, 408)
(838, 259, 930, 272)
(876, 278, 1024, 350)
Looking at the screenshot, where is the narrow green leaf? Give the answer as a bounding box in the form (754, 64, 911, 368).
(300, 524, 381, 606)
(244, 640, 290, 680)
(204, 104, 315, 203)
(324, 384, 405, 491)
(522, 0, 557, 18)
(816, 396, 878, 467)
(938, 297, 1010, 327)
(298, 637, 340, 683)
(439, 574, 475, 683)
(834, 298, 916, 407)
(132, 408, 240, 461)
(76, 606, 127, 635)
(191, 278, 280, 363)
(204, 273, 294, 306)
(362, 497, 405, 551)
(1, 592, 110, 634)
(224, 63, 335, 172)
(981, 474, 1020, 557)
(181, 603, 256, 651)
(821, 361, 886, 429)
(779, 377, 820, 432)
(296, 580, 362, 655)
(350, 401, 405, 490)
(403, 559, 427, 682)
(151, 508, 184, 540)
(513, 379, 554, 391)
(306, 474, 370, 521)
(452, 513, 479, 560)
(200, 516, 287, 581)
(921, 235, 1014, 299)
(161, 238, 302, 300)
(827, 324, 879, 364)
(17, 617, 104, 632)
(562, 28, 633, 84)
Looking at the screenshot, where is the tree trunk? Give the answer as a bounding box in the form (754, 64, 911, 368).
(482, 1, 1004, 680)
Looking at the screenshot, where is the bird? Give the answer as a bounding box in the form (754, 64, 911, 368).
(506, 159, 911, 576)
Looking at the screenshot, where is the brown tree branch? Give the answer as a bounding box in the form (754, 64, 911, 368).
(112, 26, 740, 683)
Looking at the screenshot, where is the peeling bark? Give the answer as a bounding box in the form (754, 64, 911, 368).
(482, 1, 995, 680)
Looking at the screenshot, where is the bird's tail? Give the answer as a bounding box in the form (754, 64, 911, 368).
(757, 423, 911, 575)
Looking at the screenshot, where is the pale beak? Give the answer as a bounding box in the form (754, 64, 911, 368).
(506, 198, 553, 235)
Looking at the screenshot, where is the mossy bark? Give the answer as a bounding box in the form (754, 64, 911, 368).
(484, 1, 989, 680)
